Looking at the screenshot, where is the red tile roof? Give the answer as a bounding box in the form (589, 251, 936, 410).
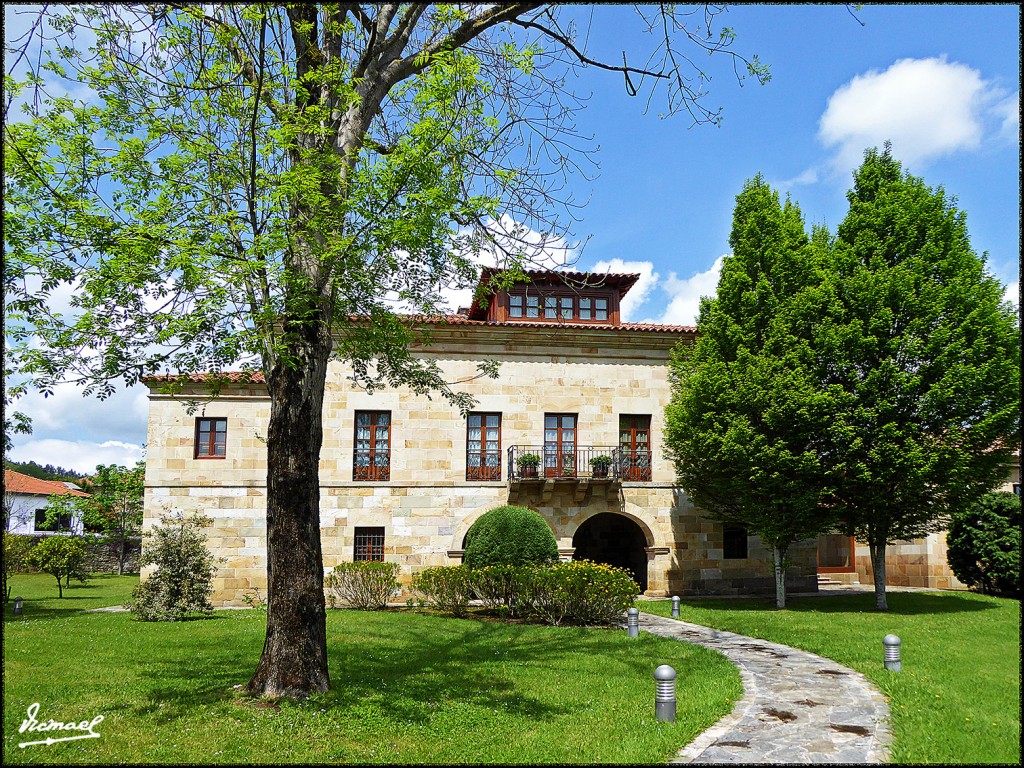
(142, 371, 267, 384)
(4, 470, 90, 498)
(416, 315, 695, 333)
(468, 268, 643, 319)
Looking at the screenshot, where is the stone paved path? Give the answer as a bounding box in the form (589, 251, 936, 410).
(637, 613, 892, 764)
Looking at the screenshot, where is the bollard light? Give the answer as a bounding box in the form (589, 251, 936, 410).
(627, 607, 639, 638)
(13, 596, 23, 616)
(654, 665, 677, 722)
(671, 596, 680, 618)
(883, 634, 901, 672)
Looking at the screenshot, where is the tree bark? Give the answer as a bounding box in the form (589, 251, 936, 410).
(772, 544, 787, 609)
(247, 316, 332, 699)
(869, 539, 888, 611)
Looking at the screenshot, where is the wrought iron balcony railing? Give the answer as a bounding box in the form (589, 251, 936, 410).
(353, 450, 391, 481)
(507, 445, 651, 481)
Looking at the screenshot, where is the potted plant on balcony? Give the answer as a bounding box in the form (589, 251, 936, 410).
(515, 453, 541, 478)
(561, 453, 576, 477)
(589, 454, 612, 478)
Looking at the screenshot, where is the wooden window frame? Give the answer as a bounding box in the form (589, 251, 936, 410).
(619, 414, 652, 481)
(354, 526, 385, 562)
(353, 411, 391, 481)
(497, 288, 620, 324)
(195, 417, 227, 459)
(544, 413, 577, 478)
(466, 412, 502, 481)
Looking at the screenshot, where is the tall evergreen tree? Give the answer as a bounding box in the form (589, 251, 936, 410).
(821, 145, 1020, 610)
(665, 175, 838, 608)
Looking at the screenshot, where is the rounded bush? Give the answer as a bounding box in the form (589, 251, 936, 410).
(463, 505, 558, 569)
(947, 491, 1020, 597)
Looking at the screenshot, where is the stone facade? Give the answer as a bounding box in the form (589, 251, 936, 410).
(848, 458, 1021, 589)
(143, 321, 818, 605)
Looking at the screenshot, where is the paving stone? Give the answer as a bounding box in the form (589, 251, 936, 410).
(637, 613, 892, 764)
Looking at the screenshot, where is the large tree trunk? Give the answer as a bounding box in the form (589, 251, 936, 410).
(869, 539, 888, 611)
(772, 544, 788, 609)
(247, 318, 332, 699)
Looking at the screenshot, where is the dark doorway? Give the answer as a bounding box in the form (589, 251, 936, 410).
(572, 513, 649, 591)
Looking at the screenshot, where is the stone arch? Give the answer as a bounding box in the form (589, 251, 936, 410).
(572, 512, 651, 591)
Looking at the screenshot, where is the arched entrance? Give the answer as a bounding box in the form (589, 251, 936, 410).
(572, 513, 649, 591)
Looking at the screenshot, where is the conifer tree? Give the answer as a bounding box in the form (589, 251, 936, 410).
(821, 145, 1020, 610)
(665, 175, 838, 608)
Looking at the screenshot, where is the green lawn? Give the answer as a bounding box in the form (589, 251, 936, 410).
(3, 575, 741, 764)
(643, 591, 1021, 765)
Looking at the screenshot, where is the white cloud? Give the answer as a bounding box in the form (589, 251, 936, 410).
(589, 259, 659, 322)
(1003, 280, 1019, 309)
(12, 382, 149, 446)
(439, 214, 580, 314)
(8, 439, 145, 474)
(991, 92, 1020, 142)
(819, 56, 1001, 173)
(659, 255, 726, 326)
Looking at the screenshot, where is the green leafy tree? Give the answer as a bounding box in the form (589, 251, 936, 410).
(80, 462, 145, 575)
(6, 5, 767, 698)
(126, 513, 220, 621)
(822, 145, 1020, 610)
(28, 535, 88, 598)
(665, 175, 839, 608)
(39, 492, 85, 536)
(946, 491, 1021, 597)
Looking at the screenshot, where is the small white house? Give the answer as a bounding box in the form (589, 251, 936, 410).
(3, 469, 89, 535)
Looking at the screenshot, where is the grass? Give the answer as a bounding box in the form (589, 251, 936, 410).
(643, 591, 1021, 765)
(3, 575, 742, 765)
(4, 572, 140, 617)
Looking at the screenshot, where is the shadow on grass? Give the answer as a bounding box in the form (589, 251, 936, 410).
(650, 590, 1001, 616)
(120, 610, 667, 728)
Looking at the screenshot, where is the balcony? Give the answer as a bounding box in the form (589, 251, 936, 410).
(507, 445, 652, 483)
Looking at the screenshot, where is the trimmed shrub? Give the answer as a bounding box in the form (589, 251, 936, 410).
(126, 514, 220, 621)
(518, 560, 639, 626)
(326, 561, 401, 610)
(469, 564, 531, 614)
(947, 491, 1021, 597)
(411, 565, 474, 617)
(463, 505, 558, 569)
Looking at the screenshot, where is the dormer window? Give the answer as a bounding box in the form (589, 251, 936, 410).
(505, 289, 611, 323)
(468, 268, 636, 326)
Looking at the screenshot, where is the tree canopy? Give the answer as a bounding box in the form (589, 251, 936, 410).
(822, 145, 1020, 609)
(5, 4, 769, 698)
(664, 175, 838, 608)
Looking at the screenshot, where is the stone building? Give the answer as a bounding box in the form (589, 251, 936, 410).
(142, 269, 819, 605)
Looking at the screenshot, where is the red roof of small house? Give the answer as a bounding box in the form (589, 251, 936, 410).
(3, 470, 90, 498)
(466, 268, 642, 320)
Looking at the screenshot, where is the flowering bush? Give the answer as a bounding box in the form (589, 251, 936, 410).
(125, 514, 219, 621)
(519, 561, 639, 626)
(469, 564, 529, 614)
(412, 561, 639, 626)
(325, 561, 401, 610)
(411, 565, 474, 617)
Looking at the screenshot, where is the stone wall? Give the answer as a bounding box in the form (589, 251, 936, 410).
(144, 324, 816, 605)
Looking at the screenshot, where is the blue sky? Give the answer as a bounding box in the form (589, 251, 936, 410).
(4, 4, 1020, 473)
